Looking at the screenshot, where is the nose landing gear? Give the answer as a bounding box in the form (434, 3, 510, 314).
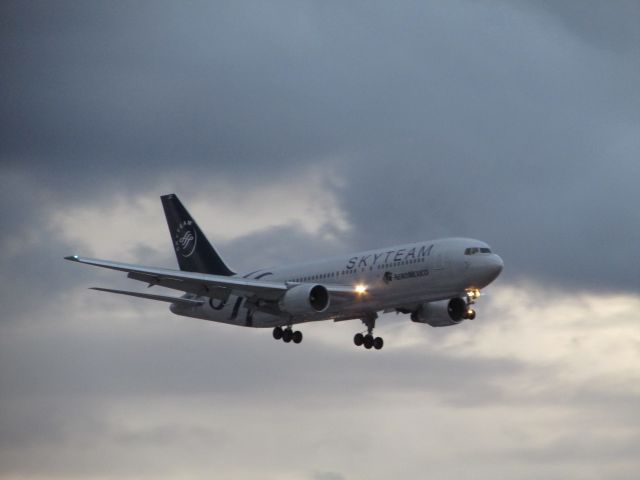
(353, 314, 383, 350)
(464, 288, 480, 320)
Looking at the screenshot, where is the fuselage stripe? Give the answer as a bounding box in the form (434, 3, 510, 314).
(230, 297, 244, 321)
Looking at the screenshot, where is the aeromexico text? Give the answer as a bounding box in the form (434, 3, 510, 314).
(345, 244, 434, 269)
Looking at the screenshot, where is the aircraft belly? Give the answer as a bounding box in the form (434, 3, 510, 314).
(170, 295, 282, 328)
(171, 273, 467, 328)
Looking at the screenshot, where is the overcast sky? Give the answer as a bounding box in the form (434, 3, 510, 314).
(1, 1, 639, 479)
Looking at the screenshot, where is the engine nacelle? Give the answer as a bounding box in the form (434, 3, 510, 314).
(279, 284, 330, 316)
(411, 297, 467, 327)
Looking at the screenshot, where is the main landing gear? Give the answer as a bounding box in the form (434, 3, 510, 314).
(273, 326, 303, 344)
(353, 314, 383, 350)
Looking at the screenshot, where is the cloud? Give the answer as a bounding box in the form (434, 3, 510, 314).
(50, 164, 350, 263)
(312, 472, 346, 480)
(524, 0, 640, 52)
(2, 0, 639, 290)
(1, 278, 639, 479)
(1, 1, 639, 479)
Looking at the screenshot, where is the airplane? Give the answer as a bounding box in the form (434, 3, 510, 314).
(65, 194, 503, 350)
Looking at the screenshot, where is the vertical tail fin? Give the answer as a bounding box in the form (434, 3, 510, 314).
(161, 194, 235, 276)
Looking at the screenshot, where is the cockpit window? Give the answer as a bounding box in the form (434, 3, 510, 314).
(465, 247, 492, 255)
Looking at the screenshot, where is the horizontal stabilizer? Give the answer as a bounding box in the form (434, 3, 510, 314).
(90, 287, 204, 306)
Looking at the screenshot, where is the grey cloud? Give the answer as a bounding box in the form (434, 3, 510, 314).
(0, 407, 230, 479)
(3, 0, 639, 290)
(2, 1, 347, 190)
(523, 0, 640, 52)
(335, 131, 640, 291)
(323, 2, 640, 291)
(113, 424, 229, 448)
(2, 305, 638, 478)
(312, 472, 346, 480)
(0, 313, 523, 404)
(0, 174, 96, 322)
(222, 224, 349, 272)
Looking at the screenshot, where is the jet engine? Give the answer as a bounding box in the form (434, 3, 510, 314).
(279, 284, 330, 316)
(410, 297, 467, 327)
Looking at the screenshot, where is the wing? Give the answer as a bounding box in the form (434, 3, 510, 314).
(65, 256, 362, 303)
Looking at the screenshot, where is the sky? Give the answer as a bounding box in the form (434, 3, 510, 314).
(1, 1, 639, 479)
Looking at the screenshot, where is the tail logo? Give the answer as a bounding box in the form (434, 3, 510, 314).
(174, 220, 197, 257)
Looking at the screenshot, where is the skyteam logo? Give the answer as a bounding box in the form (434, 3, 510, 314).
(174, 220, 197, 257)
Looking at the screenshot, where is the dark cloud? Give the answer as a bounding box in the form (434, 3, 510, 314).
(524, 0, 640, 52)
(2, 0, 639, 290)
(2, 1, 346, 191)
(0, 172, 95, 322)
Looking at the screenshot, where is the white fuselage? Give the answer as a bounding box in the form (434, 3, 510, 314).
(170, 237, 503, 328)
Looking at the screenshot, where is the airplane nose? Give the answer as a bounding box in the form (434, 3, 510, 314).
(491, 254, 504, 277)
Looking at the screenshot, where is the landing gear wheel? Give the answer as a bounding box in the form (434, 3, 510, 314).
(282, 329, 293, 343)
(273, 326, 283, 340)
(466, 308, 476, 320)
(363, 334, 374, 349)
(373, 337, 384, 350)
(292, 330, 303, 344)
(354, 333, 364, 346)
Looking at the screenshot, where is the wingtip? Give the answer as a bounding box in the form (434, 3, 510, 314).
(64, 255, 80, 262)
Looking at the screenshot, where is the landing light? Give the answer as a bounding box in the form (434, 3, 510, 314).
(354, 284, 368, 295)
(466, 288, 481, 300)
